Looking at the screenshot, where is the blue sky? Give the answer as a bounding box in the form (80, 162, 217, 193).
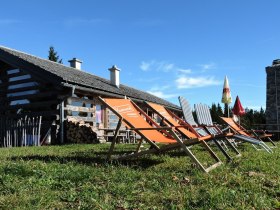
(1, 0, 280, 110)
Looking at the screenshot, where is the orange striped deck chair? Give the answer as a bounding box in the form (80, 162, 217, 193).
(99, 97, 222, 173)
(221, 117, 273, 152)
(220, 117, 275, 147)
(146, 101, 241, 161)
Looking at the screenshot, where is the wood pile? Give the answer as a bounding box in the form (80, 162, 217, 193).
(65, 117, 98, 143)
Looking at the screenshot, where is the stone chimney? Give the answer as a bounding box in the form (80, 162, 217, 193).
(108, 65, 120, 88)
(68, 58, 82, 70)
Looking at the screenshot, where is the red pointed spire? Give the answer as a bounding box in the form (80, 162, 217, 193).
(232, 96, 245, 116)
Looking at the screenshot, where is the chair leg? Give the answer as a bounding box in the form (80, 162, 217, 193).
(107, 118, 123, 160)
(213, 139, 232, 161)
(224, 138, 241, 157)
(169, 130, 222, 173)
(136, 139, 144, 153)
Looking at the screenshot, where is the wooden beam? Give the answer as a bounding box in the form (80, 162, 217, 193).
(0, 78, 36, 88)
(1, 86, 39, 95)
(60, 101, 64, 144)
(67, 96, 98, 105)
(0, 100, 59, 111)
(3, 91, 58, 102)
(1, 72, 28, 80)
(64, 105, 95, 113)
(65, 116, 95, 122)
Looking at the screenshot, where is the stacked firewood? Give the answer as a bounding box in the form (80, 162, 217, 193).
(65, 117, 98, 143)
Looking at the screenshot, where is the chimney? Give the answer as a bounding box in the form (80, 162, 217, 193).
(68, 58, 83, 70)
(108, 65, 120, 88)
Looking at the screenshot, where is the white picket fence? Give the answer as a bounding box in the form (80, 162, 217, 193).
(0, 116, 42, 147)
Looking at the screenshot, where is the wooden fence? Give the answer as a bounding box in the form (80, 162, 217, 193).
(0, 116, 42, 147)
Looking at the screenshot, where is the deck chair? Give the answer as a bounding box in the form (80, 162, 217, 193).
(145, 101, 239, 161)
(229, 118, 276, 148)
(178, 96, 241, 158)
(220, 117, 274, 152)
(192, 102, 272, 153)
(98, 97, 222, 173)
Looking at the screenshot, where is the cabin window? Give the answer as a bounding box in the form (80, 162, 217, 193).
(108, 110, 119, 128)
(96, 105, 102, 123)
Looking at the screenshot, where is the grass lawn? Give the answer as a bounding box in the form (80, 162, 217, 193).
(0, 141, 279, 209)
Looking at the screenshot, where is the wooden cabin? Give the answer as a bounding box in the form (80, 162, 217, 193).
(0, 46, 181, 146)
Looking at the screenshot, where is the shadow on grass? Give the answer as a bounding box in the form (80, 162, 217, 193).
(9, 151, 164, 169)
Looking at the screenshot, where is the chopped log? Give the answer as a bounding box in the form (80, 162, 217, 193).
(65, 117, 99, 144)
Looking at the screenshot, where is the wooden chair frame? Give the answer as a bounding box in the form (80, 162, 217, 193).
(98, 97, 224, 173)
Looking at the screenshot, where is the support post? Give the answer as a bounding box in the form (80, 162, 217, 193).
(59, 101, 65, 144)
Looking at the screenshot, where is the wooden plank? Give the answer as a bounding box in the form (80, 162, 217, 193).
(60, 101, 64, 144)
(0, 78, 36, 88)
(1, 86, 39, 95)
(66, 116, 95, 122)
(4, 91, 58, 102)
(1, 110, 59, 119)
(1, 72, 28, 80)
(65, 105, 95, 113)
(0, 100, 59, 111)
(67, 96, 98, 105)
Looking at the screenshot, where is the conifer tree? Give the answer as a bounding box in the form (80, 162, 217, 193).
(48, 46, 63, 63)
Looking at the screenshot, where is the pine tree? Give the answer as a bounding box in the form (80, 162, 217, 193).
(217, 103, 223, 116)
(224, 103, 229, 117)
(48, 46, 63, 63)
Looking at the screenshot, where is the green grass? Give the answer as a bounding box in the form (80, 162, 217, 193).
(0, 142, 280, 209)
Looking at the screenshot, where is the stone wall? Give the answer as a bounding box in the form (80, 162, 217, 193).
(266, 61, 280, 130)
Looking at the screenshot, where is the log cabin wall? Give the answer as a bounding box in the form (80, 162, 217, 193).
(0, 61, 62, 145)
(63, 89, 107, 143)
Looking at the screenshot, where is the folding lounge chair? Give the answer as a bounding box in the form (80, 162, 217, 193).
(178, 96, 241, 158)
(230, 118, 276, 148)
(99, 97, 222, 173)
(220, 117, 273, 152)
(145, 101, 239, 161)
(191, 102, 272, 153)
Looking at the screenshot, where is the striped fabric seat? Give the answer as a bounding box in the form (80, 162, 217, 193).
(194, 103, 213, 126)
(178, 96, 198, 126)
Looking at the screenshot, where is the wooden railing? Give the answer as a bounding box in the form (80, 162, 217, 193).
(0, 116, 42, 147)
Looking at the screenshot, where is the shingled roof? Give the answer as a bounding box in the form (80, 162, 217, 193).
(0, 46, 180, 110)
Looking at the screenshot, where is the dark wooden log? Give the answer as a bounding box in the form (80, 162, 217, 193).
(3, 91, 58, 102)
(0, 100, 59, 111)
(1, 86, 39, 95)
(0, 78, 35, 88)
(1, 71, 28, 80)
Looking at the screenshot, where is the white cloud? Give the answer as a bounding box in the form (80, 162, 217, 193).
(139, 60, 175, 72)
(140, 61, 151, 71)
(177, 68, 192, 74)
(199, 63, 216, 71)
(147, 91, 178, 99)
(176, 76, 221, 89)
(149, 85, 170, 91)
